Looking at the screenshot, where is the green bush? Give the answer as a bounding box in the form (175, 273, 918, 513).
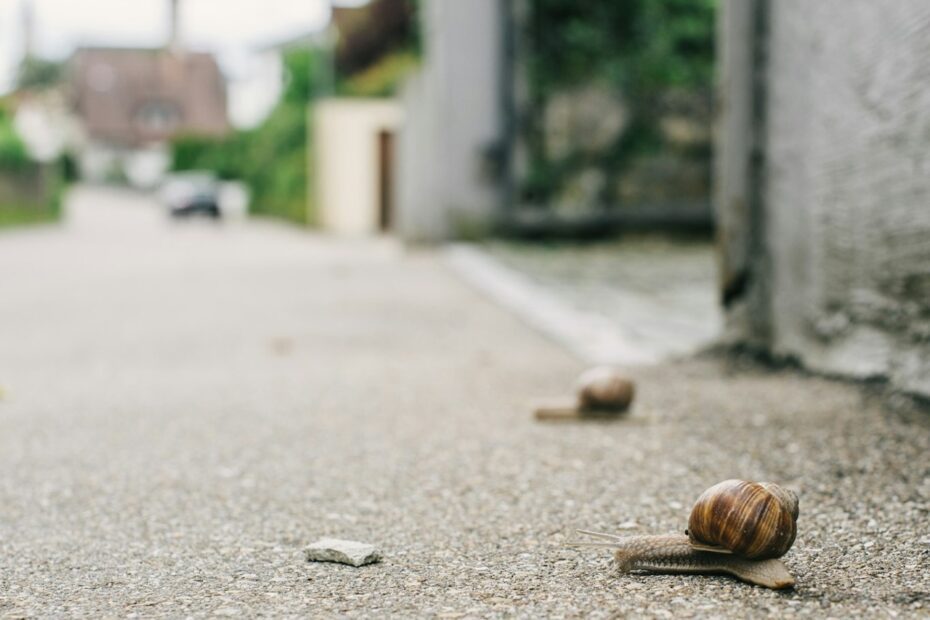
(170, 48, 326, 226)
(244, 102, 310, 225)
(521, 0, 717, 208)
(0, 98, 67, 230)
(15, 57, 65, 92)
(172, 134, 247, 180)
(0, 104, 29, 170)
(0, 164, 65, 229)
(338, 50, 419, 98)
(527, 0, 715, 94)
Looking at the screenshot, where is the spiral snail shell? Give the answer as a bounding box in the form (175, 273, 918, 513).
(575, 366, 635, 412)
(687, 479, 799, 560)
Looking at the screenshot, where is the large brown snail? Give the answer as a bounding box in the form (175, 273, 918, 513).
(534, 366, 635, 420)
(570, 480, 799, 589)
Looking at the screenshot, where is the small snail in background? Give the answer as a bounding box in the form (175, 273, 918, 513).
(534, 366, 635, 420)
(570, 480, 799, 589)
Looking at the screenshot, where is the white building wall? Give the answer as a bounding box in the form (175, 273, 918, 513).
(314, 99, 403, 236)
(77, 142, 170, 189)
(78, 142, 121, 183)
(124, 145, 171, 189)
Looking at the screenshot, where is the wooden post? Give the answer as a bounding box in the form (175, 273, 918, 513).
(377, 130, 394, 232)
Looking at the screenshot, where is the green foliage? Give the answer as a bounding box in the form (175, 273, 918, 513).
(0, 163, 65, 230)
(15, 57, 65, 91)
(408, 0, 423, 56)
(281, 47, 329, 104)
(171, 134, 246, 181)
(243, 102, 309, 224)
(522, 0, 717, 208)
(338, 50, 419, 98)
(0, 100, 66, 229)
(58, 151, 79, 182)
(0, 202, 56, 228)
(332, 0, 421, 97)
(171, 48, 324, 226)
(528, 0, 715, 93)
(0, 104, 29, 170)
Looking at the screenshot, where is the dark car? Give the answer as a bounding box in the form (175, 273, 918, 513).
(160, 172, 221, 219)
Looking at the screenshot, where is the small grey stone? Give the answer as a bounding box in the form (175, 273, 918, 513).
(305, 538, 381, 567)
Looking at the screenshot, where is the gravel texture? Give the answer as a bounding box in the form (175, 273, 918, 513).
(0, 187, 928, 618)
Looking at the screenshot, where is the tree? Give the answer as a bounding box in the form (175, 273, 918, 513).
(0, 103, 29, 169)
(15, 57, 64, 91)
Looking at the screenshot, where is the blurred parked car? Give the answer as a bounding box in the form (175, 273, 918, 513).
(159, 172, 221, 219)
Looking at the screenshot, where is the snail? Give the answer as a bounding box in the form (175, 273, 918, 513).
(570, 480, 799, 589)
(534, 366, 635, 421)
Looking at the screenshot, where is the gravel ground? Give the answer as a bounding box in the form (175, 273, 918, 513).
(0, 187, 928, 618)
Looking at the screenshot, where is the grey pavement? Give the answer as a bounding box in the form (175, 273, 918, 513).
(451, 239, 721, 366)
(0, 186, 928, 618)
(482, 238, 722, 359)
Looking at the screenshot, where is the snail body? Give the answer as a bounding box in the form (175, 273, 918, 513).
(570, 480, 799, 589)
(573, 532, 795, 590)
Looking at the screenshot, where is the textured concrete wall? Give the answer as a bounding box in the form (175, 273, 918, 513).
(395, 0, 504, 242)
(714, 0, 770, 348)
(719, 1, 930, 396)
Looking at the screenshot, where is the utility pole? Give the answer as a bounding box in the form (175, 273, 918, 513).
(324, 1, 338, 98)
(21, 0, 35, 60)
(168, 0, 181, 53)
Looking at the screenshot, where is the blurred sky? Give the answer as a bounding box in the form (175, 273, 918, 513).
(0, 0, 369, 95)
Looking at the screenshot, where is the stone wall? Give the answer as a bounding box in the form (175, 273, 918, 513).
(716, 0, 930, 396)
(536, 85, 712, 215)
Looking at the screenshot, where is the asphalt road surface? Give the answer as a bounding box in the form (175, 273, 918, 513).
(0, 187, 927, 618)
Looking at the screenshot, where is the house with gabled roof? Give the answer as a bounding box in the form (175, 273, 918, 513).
(69, 46, 228, 187)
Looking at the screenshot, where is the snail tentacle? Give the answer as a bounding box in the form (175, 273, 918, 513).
(574, 529, 628, 542)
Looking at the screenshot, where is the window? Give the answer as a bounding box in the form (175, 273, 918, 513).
(136, 101, 182, 134)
